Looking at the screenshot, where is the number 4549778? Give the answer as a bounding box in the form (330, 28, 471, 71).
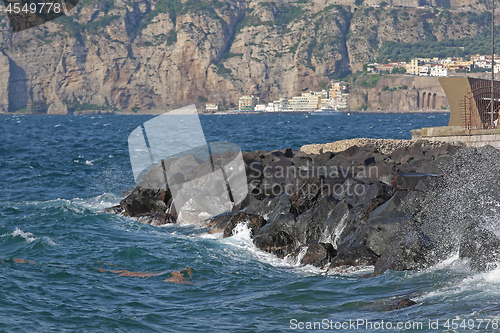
(5, 2, 62, 14)
(444, 318, 499, 330)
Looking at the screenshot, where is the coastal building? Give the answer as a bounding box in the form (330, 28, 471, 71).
(239, 95, 259, 112)
(328, 82, 349, 110)
(337, 94, 349, 110)
(254, 104, 266, 112)
(273, 98, 289, 112)
(288, 92, 322, 111)
(205, 103, 219, 113)
(430, 65, 448, 77)
(442, 57, 472, 72)
(407, 58, 424, 75)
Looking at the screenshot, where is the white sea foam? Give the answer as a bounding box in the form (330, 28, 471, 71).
(76, 193, 122, 211)
(415, 258, 500, 303)
(284, 246, 308, 266)
(11, 227, 38, 243)
(1, 227, 58, 246)
(198, 231, 222, 240)
(326, 264, 374, 277)
(219, 223, 325, 276)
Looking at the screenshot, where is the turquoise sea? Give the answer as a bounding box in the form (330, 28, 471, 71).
(1, 113, 500, 332)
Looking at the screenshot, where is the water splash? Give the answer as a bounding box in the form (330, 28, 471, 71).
(11, 227, 37, 243)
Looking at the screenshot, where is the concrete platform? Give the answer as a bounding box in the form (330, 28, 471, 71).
(412, 126, 500, 148)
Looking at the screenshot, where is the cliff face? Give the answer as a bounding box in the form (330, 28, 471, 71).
(347, 75, 449, 112)
(0, 0, 491, 113)
(347, 6, 491, 71)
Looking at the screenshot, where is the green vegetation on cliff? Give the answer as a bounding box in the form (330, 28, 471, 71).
(377, 26, 500, 63)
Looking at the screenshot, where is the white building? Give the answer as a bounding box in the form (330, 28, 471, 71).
(254, 104, 267, 112)
(419, 66, 430, 76)
(205, 103, 219, 113)
(430, 65, 448, 77)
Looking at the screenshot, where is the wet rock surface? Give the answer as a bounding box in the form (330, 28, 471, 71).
(108, 139, 500, 274)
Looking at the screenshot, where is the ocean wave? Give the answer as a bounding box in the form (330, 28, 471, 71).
(1, 227, 58, 246)
(11, 227, 37, 243)
(73, 193, 121, 212)
(0, 194, 121, 218)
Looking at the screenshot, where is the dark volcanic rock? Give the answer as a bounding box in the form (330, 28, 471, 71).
(391, 172, 441, 191)
(300, 243, 337, 268)
(266, 193, 299, 224)
(329, 245, 379, 268)
(120, 187, 168, 217)
(253, 213, 297, 258)
(223, 212, 267, 238)
(136, 213, 176, 226)
(364, 212, 409, 257)
(107, 138, 476, 276)
(293, 196, 338, 245)
(459, 222, 500, 271)
(289, 177, 345, 214)
(334, 211, 412, 268)
(374, 218, 435, 276)
(369, 191, 408, 218)
(324, 202, 352, 248)
(102, 205, 124, 215)
(244, 196, 281, 218)
(395, 298, 417, 310)
(207, 213, 235, 234)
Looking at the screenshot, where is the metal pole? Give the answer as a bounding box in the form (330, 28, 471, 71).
(492, 0, 495, 127)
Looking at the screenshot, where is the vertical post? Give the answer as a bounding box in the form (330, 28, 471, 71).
(492, 0, 495, 127)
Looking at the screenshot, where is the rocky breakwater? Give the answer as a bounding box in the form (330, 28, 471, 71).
(107, 138, 500, 275)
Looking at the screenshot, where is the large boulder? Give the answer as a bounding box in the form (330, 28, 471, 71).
(459, 222, 500, 271)
(374, 217, 435, 276)
(223, 212, 267, 238)
(136, 213, 176, 227)
(293, 243, 337, 268)
(293, 195, 338, 245)
(206, 211, 267, 238)
(120, 187, 168, 217)
(253, 213, 297, 258)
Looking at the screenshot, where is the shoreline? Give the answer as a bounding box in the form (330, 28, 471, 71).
(107, 138, 499, 277)
(0, 110, 450, 116)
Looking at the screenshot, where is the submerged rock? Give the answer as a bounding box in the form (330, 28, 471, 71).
(394, 298, 417, 310)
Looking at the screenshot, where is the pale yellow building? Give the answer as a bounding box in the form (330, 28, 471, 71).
(407, 58, 424, 75)
(288, 93, 321, 111)
(238, 96, 259, 112)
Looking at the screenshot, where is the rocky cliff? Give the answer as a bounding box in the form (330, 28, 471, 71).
(0, 0, 492, 113)
(348, 75, 449, 112)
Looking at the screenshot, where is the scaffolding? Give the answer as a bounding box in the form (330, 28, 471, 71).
(462, 79, 500, 129)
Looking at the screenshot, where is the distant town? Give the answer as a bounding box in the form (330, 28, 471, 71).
(369, 54, 500, 77)
(202, 82, 349, 114)
(200, 54, 499, 114)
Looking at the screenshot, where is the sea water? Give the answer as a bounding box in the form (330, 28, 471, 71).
(1, 113, 499, 332)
